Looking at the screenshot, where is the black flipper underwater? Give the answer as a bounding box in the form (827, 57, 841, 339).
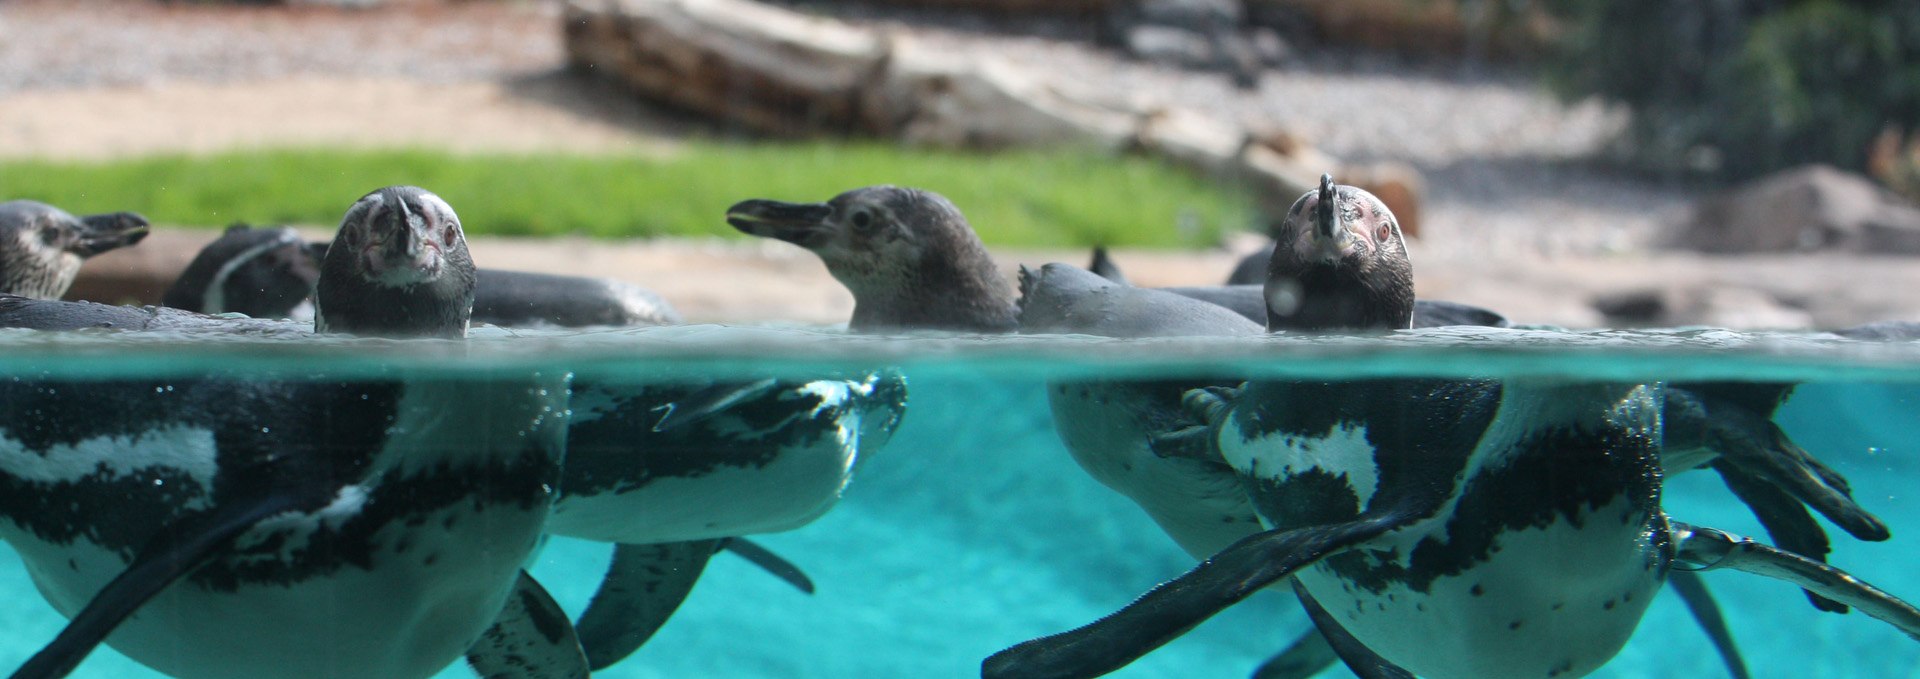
(982, 508, 1426, 679)
(10, 491, 317, 679)
(574, 537, 814, 670)
(1290, 578, 1414, 679)
(466, 571, 590, 679)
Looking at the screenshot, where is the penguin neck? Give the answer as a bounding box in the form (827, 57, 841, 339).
(844, 247, 1018, 334)
(313, 252, 475, 339)
(1265, 260, 1413, 333)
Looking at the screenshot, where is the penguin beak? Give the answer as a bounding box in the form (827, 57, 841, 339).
(362, 196, 444, 284)
(70, 212, 151, 257)
(1303, 174, 1359, 263)
(726, 199, 835, 248)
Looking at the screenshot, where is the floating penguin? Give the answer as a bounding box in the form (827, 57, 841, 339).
(0, 186, 583, 679)
(1084, 247, 1513, 329)
(726, 186, 1020, 333)
(0, 201, 150, 301)
(163, 224, 681, 327)
(161, 224, 319, 320)
(153, 217, 903, 672)
(550, 368, 908, 670)
(984, 176, 1920, 679)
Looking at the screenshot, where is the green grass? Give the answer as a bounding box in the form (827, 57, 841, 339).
(0, 144, 1254, 248)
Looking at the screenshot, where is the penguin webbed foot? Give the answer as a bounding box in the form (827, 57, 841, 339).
(1290, 579, 1415, 679)
(1713, 461, 1848, 612)
(1251, 627, 1339, 679)
(1667, 388, 1889, 543)
(718, 537, 816, 594)
(467, 571, 590, 679)
(1671, 522, 1920, 642)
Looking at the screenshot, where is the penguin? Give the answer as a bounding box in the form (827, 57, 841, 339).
(1, 186, 583, 679)
(161, 224, 319, 320)
(0, 201, 150, 301)
(1082, 247, 1513, 329)
(550, 368, 909, 670)
(163, 227, 681, 327)
(150, 219, 898, 672)
(726, 185, 1020, 333)
(983, 176, 1920, 679)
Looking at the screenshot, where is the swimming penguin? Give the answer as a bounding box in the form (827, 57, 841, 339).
(0, 201, 150, 300)
(984, 176, 1920, 679)
(1082, 247, 1513, 329)
(1030, 256, 1750, 679)
(550, 368, 909, 670)
(1, 186, 582, 679)
(726, 186, 1020, 333)
(161, 223, 319, 319)
(164, 227, 681, 327)
(729, 183, 1784, 677)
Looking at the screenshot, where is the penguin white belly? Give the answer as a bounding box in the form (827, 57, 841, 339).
(9, 496, 547, 679)
(1047, 384, 1260, 559)
(551, 426, 860, 543)
(1295, 494, 1662, 679)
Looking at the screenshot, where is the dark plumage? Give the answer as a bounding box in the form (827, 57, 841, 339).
(161, 223, 317, 317)
(1263, 174, 1414, 332)
(0, 201, 149, 300)
(314, 186, 477, 339)
(727, 186, 1019, 333)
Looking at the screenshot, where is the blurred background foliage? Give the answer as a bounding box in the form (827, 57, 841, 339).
(1541, 0, 1920, 182)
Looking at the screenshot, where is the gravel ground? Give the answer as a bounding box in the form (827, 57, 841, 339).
(0, 0, 1694, 257)
(20, 0, 1899, 328)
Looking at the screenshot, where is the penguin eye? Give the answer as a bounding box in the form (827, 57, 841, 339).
(850, 209, 874, 231)
(442, 224, 458, 247)
(1376, 222, 1394, 243)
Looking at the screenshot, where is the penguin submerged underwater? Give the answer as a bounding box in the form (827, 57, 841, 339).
(985, 177, 1920, 679)
(0, 186, 585, 679)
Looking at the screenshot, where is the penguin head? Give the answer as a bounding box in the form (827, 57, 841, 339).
(162, 223, 318, 317)
(314, 186, 476, 339)
(330, 187, 467, 289)
(728, 186, 1015, 331)
(0, 200, 150, 300)
(1263, 174, 1414, 332)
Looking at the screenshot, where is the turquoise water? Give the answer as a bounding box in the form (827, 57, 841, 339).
(1, 325, 1917, 678)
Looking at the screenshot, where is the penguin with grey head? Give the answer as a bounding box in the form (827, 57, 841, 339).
(727, 185, 1019, 333)
(985, 177, 1920, 679)
(1, 186, 585, 679)
(0, 201, 150, 301)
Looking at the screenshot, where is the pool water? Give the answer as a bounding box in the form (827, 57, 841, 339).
(0, 326, 1916, 678)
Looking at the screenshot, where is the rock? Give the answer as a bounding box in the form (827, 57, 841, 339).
(872, 36, 1139, 149)
(563, 0, 890, 136)
(1123, 25, 1219, 68)
(1675, 164, 1920, 254)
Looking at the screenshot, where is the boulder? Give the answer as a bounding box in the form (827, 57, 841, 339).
(1675, 164, 1920, 255)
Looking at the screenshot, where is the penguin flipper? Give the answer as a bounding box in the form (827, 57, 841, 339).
(10, 492, 313, 679)
(982, 509, 1421, 679)
(650, 379, 782, 432)
(1671, 522, 1920, 641)
(466, 571, 589, 679)
(1290, 578, 1414, 679)
(719, 537, 815, 594)
(1667, 389, 1888, 542)
(575, 540, 722, 670)
(1667, 570, 1752, 679)
(1713, 461, 1846, 612)
(1251, 627, 1338, 679)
